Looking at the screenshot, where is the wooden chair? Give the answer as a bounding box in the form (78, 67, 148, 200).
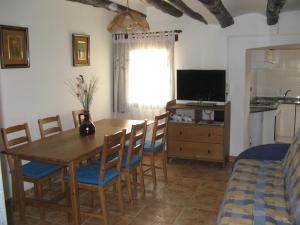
(64, 129, 126, 225)
(1, 123, 65, 219)
(38, 115, 62, 138)
(121, 121, 147, 206)
(143, 112, 169, 187)
(72, 109, 86, 128)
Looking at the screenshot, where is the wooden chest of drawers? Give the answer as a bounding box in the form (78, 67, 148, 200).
(166, 101, 230, 166)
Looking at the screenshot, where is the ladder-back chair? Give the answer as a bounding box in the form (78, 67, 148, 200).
(121, 121, 147, 206)
(38, 115, 62, 139)
(1, 123, 64, 219)
(64, 129, 126, 225)
(143, 112, 169, 187)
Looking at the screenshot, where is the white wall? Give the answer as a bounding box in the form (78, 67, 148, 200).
(251, 49, 300, 97)
(147, 8, 300, 156)
(0, 0, 114, 198)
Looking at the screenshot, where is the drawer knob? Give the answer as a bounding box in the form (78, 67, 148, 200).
(208, 133, 211, 137)
(179, 131, 182, 135)
(179, 147, 183, 151)
(207, 149, 211, 154)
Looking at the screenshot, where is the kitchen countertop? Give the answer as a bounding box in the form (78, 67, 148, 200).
(250, 96, 300, 113)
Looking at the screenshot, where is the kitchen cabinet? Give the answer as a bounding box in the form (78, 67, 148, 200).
(249, 112, 262, 146)
(249, 110, 276, 147)
(275, 104, 295, 143)
(295, 105, 300, 134)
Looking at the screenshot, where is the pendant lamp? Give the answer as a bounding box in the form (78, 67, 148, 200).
(107, 0, 150, 33)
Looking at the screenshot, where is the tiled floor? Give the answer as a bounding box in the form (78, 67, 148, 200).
(6, 159, 232, 225)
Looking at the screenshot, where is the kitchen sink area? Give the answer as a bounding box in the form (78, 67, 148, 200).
(250, 96, 300, 113)
(249, 96, 300, 146)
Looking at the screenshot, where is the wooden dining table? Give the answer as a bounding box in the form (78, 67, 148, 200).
(4, 118, 151, 225)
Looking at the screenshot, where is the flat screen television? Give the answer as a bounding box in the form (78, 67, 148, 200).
(177, 70, 226, 102)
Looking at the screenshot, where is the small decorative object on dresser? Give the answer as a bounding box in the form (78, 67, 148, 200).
(0, 25, 30, 68)
(67, 74, 97, 135)
(72, 34, 90, 66)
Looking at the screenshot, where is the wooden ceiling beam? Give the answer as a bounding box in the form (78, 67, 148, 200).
(144, 0, 183, 17)
(168, 0, 207, 24)
(197, 0, 234, 28)
(266, 0, 287, 25)
(66, 0, 146, 17)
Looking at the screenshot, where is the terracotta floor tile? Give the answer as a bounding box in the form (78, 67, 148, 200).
(173, 207, 217, 225)
(6, 159, 232, 225)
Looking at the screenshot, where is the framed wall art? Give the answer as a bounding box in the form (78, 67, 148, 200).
(0, 25, 30, 68)
(72, 34, 90, 66)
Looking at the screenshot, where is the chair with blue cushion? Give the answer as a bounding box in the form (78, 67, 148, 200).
(143, 112, 169, 187)
(64, 129, 126, 225)
(1, 123, 65, 219)
(122, 121, 147, 206)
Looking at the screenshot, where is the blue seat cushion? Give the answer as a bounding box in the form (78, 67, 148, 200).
(122, 154, 142, 169)
(18, 161, 63, 180)
(143, 140, 165, 153)
(65, 164, 121, 186)
(125, 140, 164, 153)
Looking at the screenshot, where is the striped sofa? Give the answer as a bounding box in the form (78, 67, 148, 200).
(217, 137, 300, 225)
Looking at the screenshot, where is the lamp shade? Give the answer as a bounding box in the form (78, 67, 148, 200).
(107, 10, 150, 33)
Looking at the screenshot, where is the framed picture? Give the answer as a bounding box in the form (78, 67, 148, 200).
(0, 25, 30, 68)
(72, 34, 90, 66)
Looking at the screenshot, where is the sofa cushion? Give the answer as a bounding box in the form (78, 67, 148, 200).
(282, 138, 300, 224)
(217, 159, 291, 225)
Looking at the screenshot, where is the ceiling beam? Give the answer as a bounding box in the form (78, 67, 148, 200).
(197, 0, 234, 28)
(66, 0, 146, 17)
(266, 0, 287, 25)
(168, 0, 207, 24)
(144, 0, 183, 17)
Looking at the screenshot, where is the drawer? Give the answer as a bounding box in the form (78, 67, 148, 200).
(168, 123, 223, 143)
(168, 141, 224, 161)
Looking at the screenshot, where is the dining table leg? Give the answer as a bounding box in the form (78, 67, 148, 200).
(13, 156, 25, 219)
(68, 161, 80, 225)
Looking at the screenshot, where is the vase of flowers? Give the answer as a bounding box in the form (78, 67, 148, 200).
(68, 75, 98, 135)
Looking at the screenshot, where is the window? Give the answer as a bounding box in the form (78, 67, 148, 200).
(127, 48, 171, 107)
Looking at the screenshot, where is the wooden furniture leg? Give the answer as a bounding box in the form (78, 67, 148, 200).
(14, 156, 25, 219)
(11, 175, 18, 211)
(139, 162, 145, 198)
(162, 150, 168, 181)
(36, 183, 45, 219)
(68, 161, 80, 225)
(116, 177, 124, 213)
(99, 188, 109, 225)
(150, 153, 157, 187)
(126, 172, 133, 206)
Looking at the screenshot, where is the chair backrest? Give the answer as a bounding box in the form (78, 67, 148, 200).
(126, 121, 147, 167)
(99, 129, 126, 182)
(1, 123, 32, 170)
(38, 115, 62, 139)
(150, 112, 169, 148)
(72, 109, 92, 128)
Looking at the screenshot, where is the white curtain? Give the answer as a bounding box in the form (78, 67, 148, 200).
(113, 31, 176, 120)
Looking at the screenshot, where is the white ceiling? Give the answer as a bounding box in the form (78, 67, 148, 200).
(113, 0, 300, 24)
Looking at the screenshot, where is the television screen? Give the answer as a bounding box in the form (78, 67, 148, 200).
(177, 70, 226, 102)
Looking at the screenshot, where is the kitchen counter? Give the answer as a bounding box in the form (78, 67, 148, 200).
(250, 96, 300, 113)
(250, 107, 278, 113)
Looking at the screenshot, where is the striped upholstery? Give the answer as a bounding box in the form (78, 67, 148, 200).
(217, 135, 300, 225)
(283, 139, 300, 224)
